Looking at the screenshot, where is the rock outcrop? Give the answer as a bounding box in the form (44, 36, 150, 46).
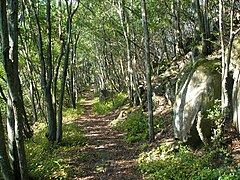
(231, 36, 240, 132)
(173, 59, 221, 144)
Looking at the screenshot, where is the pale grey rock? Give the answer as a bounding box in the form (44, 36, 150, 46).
(173, 60, 221, 143)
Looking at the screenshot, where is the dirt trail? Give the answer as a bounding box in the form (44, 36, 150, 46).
(69, 91, 143, 180)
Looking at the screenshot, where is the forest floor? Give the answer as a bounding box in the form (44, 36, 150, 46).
(67, 90, 143, 180)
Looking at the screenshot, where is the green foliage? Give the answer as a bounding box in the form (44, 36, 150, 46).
(194, 58, 221, 73)
(117, 110, 148, 143)
(206, 100, 224, 147)
(138, 144, 240, 179)
(62, 103, 84, 122)
(25, 124, 86, 179)
(93, 93, 127, 114)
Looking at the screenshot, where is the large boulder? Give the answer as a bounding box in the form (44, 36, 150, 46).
(231, 36, 240, 132)
(232, 69, 240, 131)
(173, 59, 221, 143)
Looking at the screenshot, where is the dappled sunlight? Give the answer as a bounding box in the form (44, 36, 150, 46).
(64, 91, 142, 179)
(25, 90, 142, 179)
(25, 123, 86, 179)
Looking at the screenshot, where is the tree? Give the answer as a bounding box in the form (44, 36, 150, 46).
(45, 0, 57, 143)
(118, 0, 134, 103)
(0, 111, 14, 180)
(195, 0, 211, 56)
(24, 0, 57, 143)
(141, 0, 154, 142)
(57, 0, 80, 142)
(0, 0, 29, 178)
(69, 30, 81, 109)
(220, 0, 240, 121)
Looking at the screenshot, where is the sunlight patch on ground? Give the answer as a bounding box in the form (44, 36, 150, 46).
(74, 176, 95, 180)
(114, 159, 137, 168)
(94, 143, 118, 149)
(85, 133, 102, 137)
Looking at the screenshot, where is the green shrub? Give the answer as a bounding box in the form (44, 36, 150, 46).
(93, 93, 127, 114)
(138, 145, 240, 179)
(62, 102, 84, 121)
(25, 124, 86, 179)
(117, 110, 148, 143)
(206, 100, 224, 147)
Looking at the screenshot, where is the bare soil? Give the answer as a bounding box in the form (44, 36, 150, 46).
(67, 91, 143, 180)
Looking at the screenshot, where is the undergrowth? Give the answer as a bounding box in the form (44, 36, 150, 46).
(25, 105, 86, 179)
(93, 93, 127, 114)
(116, 109, 149, 143)
(136, 99, 239, 179)
(116, 109, 165, 143)
(62, 102, 84, 121)
(138, 144, 240, 179)
(25, 123, 86, 179)
(115, 97, 240, 179)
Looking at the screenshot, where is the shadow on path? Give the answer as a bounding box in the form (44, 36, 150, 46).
(68, 91, 142, 180)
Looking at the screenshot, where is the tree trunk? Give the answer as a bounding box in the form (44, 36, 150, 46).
(141, 0, 155, 142)
(69, 31, 80, 109)
(221, 0, 240, 121)
(25, 0, 57, 143)
(172, 0, 184, 55)
(27, 64, 38, 122)
(57, 0, 79, 142)
(195, 0, 211, 56)
(45, 0, 57, 143)
(0, 111, 14, 180)
(53, 0, 65, 114)
(57, 36, 71, 142)
(7, 95, 21, 179)
(118, 0, 133, 103)
(8, 0, 33, 139)
(0, 0, 29, 179)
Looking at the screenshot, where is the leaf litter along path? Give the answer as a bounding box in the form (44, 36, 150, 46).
(68, 91, 143, 180)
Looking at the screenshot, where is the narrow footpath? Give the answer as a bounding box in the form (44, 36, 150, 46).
(68, 91, 142, 180)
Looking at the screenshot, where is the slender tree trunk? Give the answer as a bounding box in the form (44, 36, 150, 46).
(53, 41, 64, 113)
(7, 94, 21, 179)
(69, 31, 80, 109)
(0, 84, 7, 102)
(0, 111, 14, 180)
(220, 0, 240, 120)
(57, 1, 79, 142)
(26, 62, 38, 122)
(172, 0, 184, 55)
(45, 0, 57, 143)
(195, 0, 211, 56)
(57, 35, 71, 142)
(118, 0, 133, 103)
(53, 0, 64, 114)
(219, 0, 226, 113)
(202, 0, 211, 55)
(25, 0, 56, 143)
(141, 0, 154, 142)
(19, 32, 39, 123)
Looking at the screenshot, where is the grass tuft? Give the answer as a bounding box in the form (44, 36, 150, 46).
(93, 93, 127, 114)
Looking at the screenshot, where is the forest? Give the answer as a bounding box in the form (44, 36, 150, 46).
(1, 0, 240, 179)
